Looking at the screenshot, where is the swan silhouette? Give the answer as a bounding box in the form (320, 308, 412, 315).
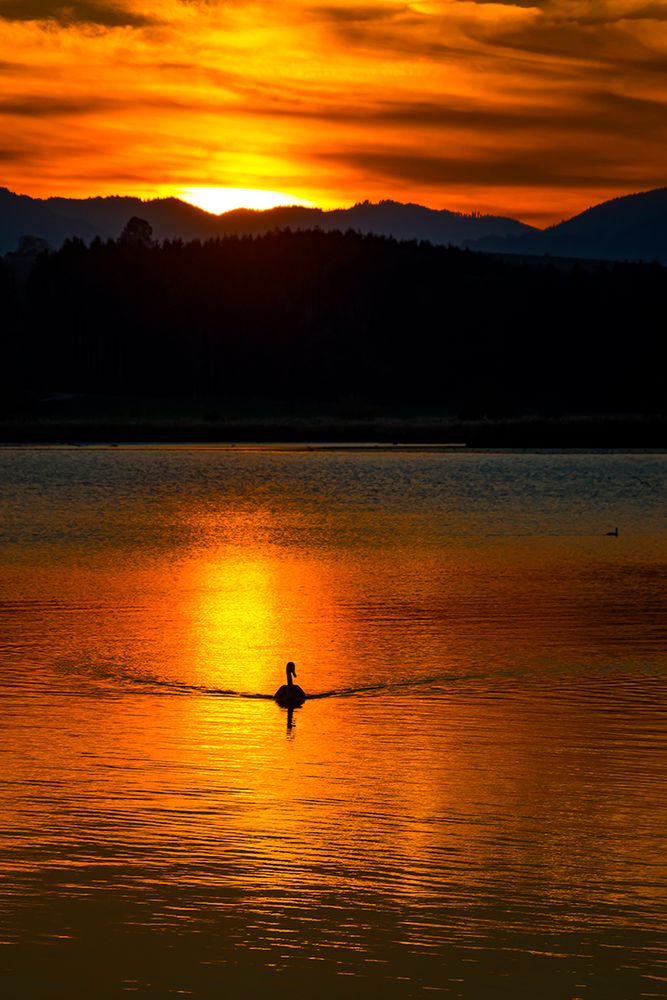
(605, 527, 619, 536)
(274, 661, 306, 707)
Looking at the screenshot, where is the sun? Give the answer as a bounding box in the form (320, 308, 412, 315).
(178, 187, 314, 215)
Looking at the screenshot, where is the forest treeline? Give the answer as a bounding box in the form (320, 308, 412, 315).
(1, 227, 665, 419)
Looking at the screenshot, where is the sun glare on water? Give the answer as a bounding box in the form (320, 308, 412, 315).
(179, 187, 314, 215)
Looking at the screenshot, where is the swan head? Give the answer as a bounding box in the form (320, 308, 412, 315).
(286, 661, 297, 680)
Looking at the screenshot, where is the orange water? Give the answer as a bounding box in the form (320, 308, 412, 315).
(1, 447, 666, 998)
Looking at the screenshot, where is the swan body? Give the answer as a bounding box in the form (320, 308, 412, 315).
(274, 661, 306, 706)
(274, 684, 306, 706)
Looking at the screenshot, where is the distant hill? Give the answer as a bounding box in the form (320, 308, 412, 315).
(5, 184, 666, 262)
(0, 187, 534, 254)
(467, 187, 667, 263)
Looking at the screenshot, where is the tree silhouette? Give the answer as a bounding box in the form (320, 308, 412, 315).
(1, 227, 665, 421)
(120, 217, 154, 247)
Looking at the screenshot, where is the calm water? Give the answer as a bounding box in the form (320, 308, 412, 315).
(1, 446, 666, 999)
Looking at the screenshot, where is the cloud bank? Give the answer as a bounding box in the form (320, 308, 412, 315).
(0, 1, 153, 26)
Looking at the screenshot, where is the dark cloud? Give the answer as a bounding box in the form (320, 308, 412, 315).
(323, 11, 463, 59)
(327, 90, 667, 137)
(463, 0, 667, 18)
(0, 2, 153, 27)
(0, 59, 31, 73)
(0, 95, 116, 116)
(316, 147, 667, 190)
(628, 3, 667, 19)
(312, 3, 407, 23)
(318, 0, 667, 70)
(0, 59, 61, 79)
(497, 89, 661, 133)
(463, 0, 541, 5)
(181, 87, 667, 146)
(464, 3, 667, 66)
(582, 89, 667, 131)
(0, 146, 28, 161)
(482, 20, 667, 76)
(550, 1, 667, 24)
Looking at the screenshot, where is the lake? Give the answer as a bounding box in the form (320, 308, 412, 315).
(1, 446, 666, 998)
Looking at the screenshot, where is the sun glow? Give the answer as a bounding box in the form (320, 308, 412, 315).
(179, 187, 314, 215)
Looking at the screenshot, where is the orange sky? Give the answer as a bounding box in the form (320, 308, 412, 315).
(0, 0, 666, 224)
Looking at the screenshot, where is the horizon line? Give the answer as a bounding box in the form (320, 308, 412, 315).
(3, 182, 667, 233)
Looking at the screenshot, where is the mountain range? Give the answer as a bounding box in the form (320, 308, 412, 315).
(468, 186, 667, 263)
(1, 184, 666, 263)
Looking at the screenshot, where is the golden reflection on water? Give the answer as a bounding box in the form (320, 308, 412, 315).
(1, 448, 666, 997)
(186, 553, 341, 696)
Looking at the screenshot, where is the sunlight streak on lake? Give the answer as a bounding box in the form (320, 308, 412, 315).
(1, 447, 666, 998)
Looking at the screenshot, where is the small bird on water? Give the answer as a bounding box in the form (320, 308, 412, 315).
(274, 661, 306, 706)
(605, 527, 619, 536)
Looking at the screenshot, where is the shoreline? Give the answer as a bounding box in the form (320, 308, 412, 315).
(1, 414, 666, 448)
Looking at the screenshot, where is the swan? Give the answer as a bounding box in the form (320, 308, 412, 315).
(274, 661, 306, 706)
(605, 527, 619, 537)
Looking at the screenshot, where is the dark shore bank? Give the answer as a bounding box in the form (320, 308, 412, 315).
(2, 413, 666, 448)
(3, 230, 665, 447)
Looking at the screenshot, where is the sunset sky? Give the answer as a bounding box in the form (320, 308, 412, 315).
(0, 1, 666, 224)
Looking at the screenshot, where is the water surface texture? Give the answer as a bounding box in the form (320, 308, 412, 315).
(1, 447, 666, 998)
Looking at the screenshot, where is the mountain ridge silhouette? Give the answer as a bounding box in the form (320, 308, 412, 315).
(466, 186, 667, 263)
(1, 185, 666, 262)
(0, 187, 533, 253)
